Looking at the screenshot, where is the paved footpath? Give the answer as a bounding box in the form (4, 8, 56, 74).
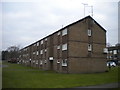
(75, 82, 120, 88)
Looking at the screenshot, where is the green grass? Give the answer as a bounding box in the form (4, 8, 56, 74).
(2, 61, 119, 88)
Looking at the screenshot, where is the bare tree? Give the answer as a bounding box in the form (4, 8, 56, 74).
(106, 43, 112, 47)
(6, 45, 20, 63)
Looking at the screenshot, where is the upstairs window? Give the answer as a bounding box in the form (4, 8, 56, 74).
(33, 52, 35, 54)
(62, 59, 67, 66)
(37, 42, 39, 46)
(34, 44, 36, 46)
(40, 50, 43, 54)
(114, 50, 117, 54)
(62, 28, 67, 36)
(88, 44, 92, 51)
(41, 40, 43, 44)
(57, 45, 60, 49)
(103, 48, 108, 53)
(88, 29, 91, 36)
(36, 51, 39, 55)
(62, 43, 67, 51)
(45, 38, 47, 41)
(57, 32, 60, 35)
(45, 49, 47, 52)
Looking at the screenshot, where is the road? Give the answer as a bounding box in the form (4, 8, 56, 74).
(75, 82, 120, 88)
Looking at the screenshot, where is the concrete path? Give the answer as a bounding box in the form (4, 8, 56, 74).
(0, 64, 8, 68)
(75, 82, 120, 88)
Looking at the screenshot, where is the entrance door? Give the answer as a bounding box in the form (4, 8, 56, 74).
(50, 61, 53, 70)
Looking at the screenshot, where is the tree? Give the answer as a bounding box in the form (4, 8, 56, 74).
(2, 45, 20, 62)
(2, 51, 9, 60)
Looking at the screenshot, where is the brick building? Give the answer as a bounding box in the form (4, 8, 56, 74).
(107, 45, 120, 63)
(19, 16, 107, 73)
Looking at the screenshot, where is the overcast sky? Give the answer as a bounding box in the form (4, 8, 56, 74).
(1, 0, 119, 50)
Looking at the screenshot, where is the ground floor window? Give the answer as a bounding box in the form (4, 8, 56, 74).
(62, 59, 67, 66)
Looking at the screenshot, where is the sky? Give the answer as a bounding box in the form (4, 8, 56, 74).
(0, 0, 119, 50)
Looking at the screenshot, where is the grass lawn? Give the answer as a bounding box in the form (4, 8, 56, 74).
(2, 61, 119, 88)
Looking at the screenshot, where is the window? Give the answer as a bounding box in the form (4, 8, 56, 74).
(34, 44, 36, 46)
(49, 57, 53, 60)
(114, 50, 117, 54)
(88, 29, 91, 36)
(45, 38, 47, 41)
(62, 59, 67, 66)
(40, 50, 43, 54)
(45, 49, 47, 52)
(88, 44, 92, 51)
(103, 48, 108, 53)
(109, 51, 112, 53)
(41, 40, 43, 44)
(37, 42, 39, 46)
(36, 60, 38, 64)
(40, 61, 43, 65)
(57, 32, 60, 35)
(62, 43, 67, 51)
(62, 28, 67, 36)
(36, 51, 39, 55)
(57, 45, 60, 49)
(33, 52, 35, 54)
(44, 60, 47, 64)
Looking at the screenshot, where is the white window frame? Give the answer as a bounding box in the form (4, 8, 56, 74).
(36, 51, 39, 55)
(62, 28, 67, 36)
(37, 42, 39, 46)
(40, 50, 43, 54)
(45, 38, 47, 41)
(49, 57, 53, 60)
(44, 60, 47, 64)
(33, 52, 35, 54)
(36, 60, 38, 64)
(41, 40, 43, 44)
(114, 50, 117, 54)
(57, 32, 60, 35)
(88, 29, 91, 36)
(88, 44, 92, 51)
(103, 48, 108, 53)
(34, 44, 36, 46)
(57, 45, 60, 49)
(33, 60, 35, 63)
(62, 43, 67, 51)
(40, 61, 43, 65)
(45, 49, 47, 52)
(62, 59, 67, 66)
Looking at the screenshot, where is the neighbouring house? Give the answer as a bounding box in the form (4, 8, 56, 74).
(107, 44, 120, 65)
(19, 16, 107, 73)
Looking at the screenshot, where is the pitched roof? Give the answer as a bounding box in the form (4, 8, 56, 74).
(21, 15, 106, 50)
(61, 15, 106, 32)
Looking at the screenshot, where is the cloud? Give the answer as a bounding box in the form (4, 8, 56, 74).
(1, 0, 118, 50)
